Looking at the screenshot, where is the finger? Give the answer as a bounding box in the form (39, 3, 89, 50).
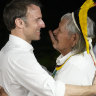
(49, 30, 57, 44)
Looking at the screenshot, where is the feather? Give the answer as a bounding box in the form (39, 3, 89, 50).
(79, 0, 96, 53)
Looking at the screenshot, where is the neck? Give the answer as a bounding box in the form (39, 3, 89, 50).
(59, 48, 72, 56)
(11, 29, 31, 44)
(60, 50, 70, 56)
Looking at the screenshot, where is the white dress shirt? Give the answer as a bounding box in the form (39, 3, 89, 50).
(54, 51, 96, 85)
(0, 35, 65, 96)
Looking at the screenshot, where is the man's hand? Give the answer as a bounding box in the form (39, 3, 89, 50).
(49, 30, 58, 49)
(0, 87, 8, 96)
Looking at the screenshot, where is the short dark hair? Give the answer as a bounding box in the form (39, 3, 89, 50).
(3, 0, 41, 31)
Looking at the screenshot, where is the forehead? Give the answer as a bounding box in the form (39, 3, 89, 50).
(60, 18, 68, 25)
(59, 18, 68, 29)
(26, 4, 42, 18)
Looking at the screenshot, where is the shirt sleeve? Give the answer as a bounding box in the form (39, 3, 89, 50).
(8, 52, 65, 96)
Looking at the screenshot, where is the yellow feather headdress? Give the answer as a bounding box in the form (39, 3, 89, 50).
(73, 0, 96, 54)
(79, 0, 96, 53)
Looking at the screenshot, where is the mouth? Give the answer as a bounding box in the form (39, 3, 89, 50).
(37, 30, 40, 35)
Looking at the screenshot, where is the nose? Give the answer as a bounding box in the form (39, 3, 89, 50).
(40, 19, 45, 28)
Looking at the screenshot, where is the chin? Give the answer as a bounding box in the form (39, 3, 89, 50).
(34, 37, 40, 41)
(37, 37, 40, 40)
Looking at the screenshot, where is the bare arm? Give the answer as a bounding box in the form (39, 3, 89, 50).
(64, 84, 96, 96)
(64, 71, 96, 96)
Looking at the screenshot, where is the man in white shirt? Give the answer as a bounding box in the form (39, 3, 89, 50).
(49, 12, 96, 85)
(0, 0, 96, 96)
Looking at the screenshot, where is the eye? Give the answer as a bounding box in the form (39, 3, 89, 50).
(36, 18, 40, 22)
(35, 17, 42, 23)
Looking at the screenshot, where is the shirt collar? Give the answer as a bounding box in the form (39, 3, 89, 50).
(56, 51, 75, 66)
(9, 34, 34, 51)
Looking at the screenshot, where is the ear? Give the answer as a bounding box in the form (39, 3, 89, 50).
(15, 18, 25, 29)
(71, 33, 79, 47)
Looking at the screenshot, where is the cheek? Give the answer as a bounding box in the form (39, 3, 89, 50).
(58, 36, 71, 47)
(58, 35, 67, 43)
(57, 37, 66, 47)
(28, 26, 37, 35)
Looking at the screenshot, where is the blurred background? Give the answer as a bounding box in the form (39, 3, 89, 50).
(0, 0, 96, 72)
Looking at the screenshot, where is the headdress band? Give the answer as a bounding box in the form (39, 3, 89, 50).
(72, 12, 80, 31)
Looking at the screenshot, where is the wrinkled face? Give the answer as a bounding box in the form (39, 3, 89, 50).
(53, 18, 74, 55)
(23, 4, 45, 42)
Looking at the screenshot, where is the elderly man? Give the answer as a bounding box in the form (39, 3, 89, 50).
(49, 12, 96, 86)
(49, 0, 96, 86)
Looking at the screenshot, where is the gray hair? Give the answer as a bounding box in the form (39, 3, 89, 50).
(61, 13, 95, 54)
